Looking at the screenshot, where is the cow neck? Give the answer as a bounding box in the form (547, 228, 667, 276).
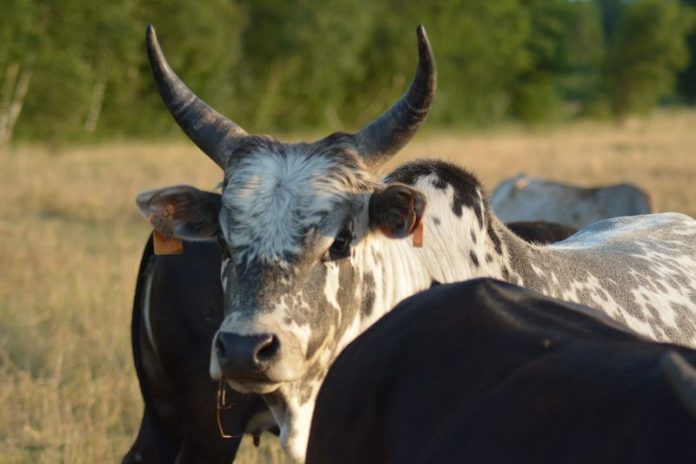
(357, 187, 520, 329)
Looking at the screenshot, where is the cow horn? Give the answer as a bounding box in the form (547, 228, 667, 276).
(146, 25, 247, 168)
(354, 25, 436, 166)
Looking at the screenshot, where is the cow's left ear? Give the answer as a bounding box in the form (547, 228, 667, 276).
(136, 185, 221, 241)
(369, 183, 426, 239)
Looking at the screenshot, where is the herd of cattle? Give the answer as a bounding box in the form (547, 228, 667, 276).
(123, 25, 696, 463)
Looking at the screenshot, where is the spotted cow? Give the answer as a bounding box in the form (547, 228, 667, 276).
(491, 174, 654, 229)
(137, 24, 696, 461)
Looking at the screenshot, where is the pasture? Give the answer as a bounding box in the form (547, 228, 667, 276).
(1, 110, 696, 463)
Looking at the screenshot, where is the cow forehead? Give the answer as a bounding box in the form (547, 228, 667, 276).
(220, 145, 374, 263)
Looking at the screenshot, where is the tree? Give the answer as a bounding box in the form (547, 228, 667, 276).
(512, 0, 605, 123)
(677, 0, 696, 103)
(0, 0, 41, 143)
(603, 0, 695, 119)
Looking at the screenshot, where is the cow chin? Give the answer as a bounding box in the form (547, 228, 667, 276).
(226, 378, 281, 395)
(209, 355, 291, 394)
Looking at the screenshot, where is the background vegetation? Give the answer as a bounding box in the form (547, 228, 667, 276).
(1, 0, 696, 144)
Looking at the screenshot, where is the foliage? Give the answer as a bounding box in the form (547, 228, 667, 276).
(0, 0, 695, 142)
(603, 0, 695, 118)
(677, 0, 696, 103)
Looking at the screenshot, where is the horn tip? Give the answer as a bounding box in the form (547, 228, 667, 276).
(416, 25, 428, 43)
(146, 24, 159, 51)
(415, 25, 435, 74)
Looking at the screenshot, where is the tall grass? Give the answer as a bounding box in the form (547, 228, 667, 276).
(2, 110, 696, 462)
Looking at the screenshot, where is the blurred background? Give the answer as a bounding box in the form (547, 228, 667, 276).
(1, 0, 696, 462)
(1, 0, 696, 142)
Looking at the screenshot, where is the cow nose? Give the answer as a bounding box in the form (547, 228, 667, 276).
(215, 332, 280, 378)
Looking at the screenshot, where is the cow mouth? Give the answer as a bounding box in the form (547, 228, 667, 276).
(226, 377, 282, 394)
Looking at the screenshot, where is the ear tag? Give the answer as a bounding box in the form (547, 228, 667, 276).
(412, 222, 424, 248)
(153, 230, 184, 255)
(147, 206, 184, 256)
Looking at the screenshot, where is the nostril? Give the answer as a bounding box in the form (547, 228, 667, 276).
(255, 334, 280, 363)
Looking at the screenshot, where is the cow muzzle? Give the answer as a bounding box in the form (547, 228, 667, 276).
(212, 328, 302, 393)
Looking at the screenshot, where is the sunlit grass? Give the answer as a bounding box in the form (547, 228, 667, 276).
(2, 110, 696, 462)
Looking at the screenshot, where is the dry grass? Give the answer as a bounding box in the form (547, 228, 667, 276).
(1, 110, 696, 463)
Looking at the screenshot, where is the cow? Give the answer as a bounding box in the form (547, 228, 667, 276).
(137, 24, 696, 461)
(491, 174, 654, 229)
(122, 235, 274, 463)
(307, 279, 696, 464)
(122, 221, 573, 462)
(506, 221, 576, 244)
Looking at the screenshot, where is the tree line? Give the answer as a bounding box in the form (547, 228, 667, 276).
(1, 0, 695, 143)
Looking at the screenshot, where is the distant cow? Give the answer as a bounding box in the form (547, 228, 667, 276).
(506, 221, 576, 244)
(307, 279, 696, 464)
(122, 235, 273, 464)
(490, 174, 653, 228)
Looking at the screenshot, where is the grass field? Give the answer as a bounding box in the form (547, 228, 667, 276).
(2, 110, 696, 463)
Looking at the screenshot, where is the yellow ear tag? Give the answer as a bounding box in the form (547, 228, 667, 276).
(152, 230, 184, 255)
(412, 222, 424, 248)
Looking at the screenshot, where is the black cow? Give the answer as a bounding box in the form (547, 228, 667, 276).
(122, 235, 272, 464)
(122, 223, 576, 463)
(307, 279, 696, 464)
(506, 220, 576, 244)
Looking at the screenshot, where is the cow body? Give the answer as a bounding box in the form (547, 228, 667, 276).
(384, 160, 696, 346)
(307, 279, 696, 464)
(123, 235, 272, 464)
(491, 174, 653, 228)
(138, 25, 696, 460)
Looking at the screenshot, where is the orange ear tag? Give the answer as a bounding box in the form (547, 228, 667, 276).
(412, 222, 424, 248)
(153, 230, 184, 255)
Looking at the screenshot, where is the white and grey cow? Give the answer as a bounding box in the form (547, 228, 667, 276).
(137, 25, 696, 461)
(491, 173, 654, 229)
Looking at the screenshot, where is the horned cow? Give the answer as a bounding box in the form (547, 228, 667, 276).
(137, 24, 696, 461)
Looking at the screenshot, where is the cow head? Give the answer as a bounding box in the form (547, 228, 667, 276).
(137, 24, 435, 458)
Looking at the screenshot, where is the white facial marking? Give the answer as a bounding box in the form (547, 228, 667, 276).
(221, 148, 365, 265)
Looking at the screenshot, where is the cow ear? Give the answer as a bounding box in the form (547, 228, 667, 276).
(369, 183, 426, 239)
(136, 185, 222, 241)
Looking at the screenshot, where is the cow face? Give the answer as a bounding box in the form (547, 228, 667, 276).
(137, 138, 426, 394)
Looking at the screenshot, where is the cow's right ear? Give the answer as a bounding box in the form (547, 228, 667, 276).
(136, 185, 221, 241)
(369, 183, 426, 239)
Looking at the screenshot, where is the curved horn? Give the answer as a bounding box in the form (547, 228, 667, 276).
(146, 25, 247, 168)
(355, 25, 436, 166)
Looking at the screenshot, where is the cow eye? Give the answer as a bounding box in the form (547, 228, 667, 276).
(325, 232, 352, 261)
